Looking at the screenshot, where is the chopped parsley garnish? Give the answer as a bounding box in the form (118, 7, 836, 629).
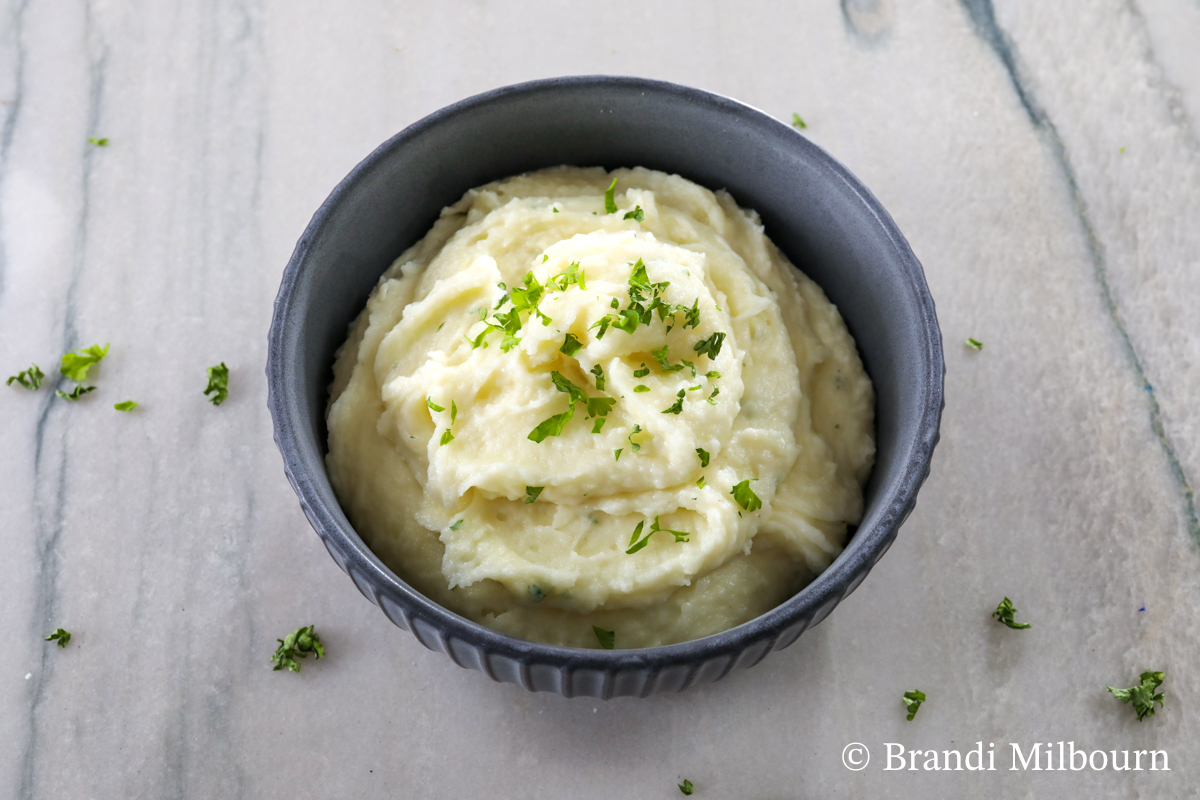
(633, 364, 650, 378)
(693, 331, 726, 359)
(992, 597, 1031, 629)
(449, 519, 464, 530)
(204, 362, 229, 405)
(688, 385, 701, 391)
(706, 387, 720, 405)
(626, 516, 691, 554)
(45, 628, 71, 647)
(88, 136, 109, 146)
(627, 424, 643, 453)
(590, 363, 606, 390)
(791, 113, 807, 129)
(593, 625, 615, 649)
(1108, 671, 1165, 721)
(7, 364, 44, 390)
(903, 689, 925, 721)
(966, 337, 984, 351)
(271, 625, 325, 672)
(525, 486, 544, 504)
(560, 333, 583, 357)
(528, 585, 546, 601)
(731, 479, 761, 511)
(114, 400, 138, 411)
(623, 205, 644, 222)
(697, 476, 706, 488)
(604, 178, 618, 214)
(56, 385, 95, 401)
(440, 429, 455, 446)
(60, 343, 109, 382)
(696, 448, 710, 468)
(705, 370, 720, 379)
(614, 448, 623, 461)
(451, 401, 458, 424)
(528, 371, 614, 442)
(662, 389, 686, 415)
(470, 272, 555, 350)
(679, 779, 694, 796)
(549, 261, 586, 291)
(592, 417, 607, 433)
(634, 385, 650, 393)
(652, 345, 685, 372)
(426, 397, 445, 412)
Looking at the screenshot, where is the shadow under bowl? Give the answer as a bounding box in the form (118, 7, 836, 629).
(267, 75, 944, 698)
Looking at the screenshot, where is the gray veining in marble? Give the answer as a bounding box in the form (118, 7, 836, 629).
(2, 1, 1198, 797)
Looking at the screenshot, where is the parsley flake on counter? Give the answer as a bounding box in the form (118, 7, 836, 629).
(525, 486, 544, 504)
(88, 137, 109, 146)
(623, 205, 644, 222)
(440, 429, 455, 446)
(426, 397, 445, 412)
(696, 448, 710, 468)
(60, 343, 109, 382)
(992, 597, 1031, 630)
(679, 779, 694, 796)
(731, 479, 761, 512)
(604, 178, 618, 214)
(7, 364, 45, 390)
(271, 625, 325, 672)
(626, 516, 691, 554)
(560, 333, 583, 357)
(204, 362, 230, 405)
(791, 113, 808, 130)
(633, 364, 650, 378)
(662, 389, 686, 415)
(590, 363, 606, 390)
(114, 400, 138, 412)
(593, 625, 615, 650)
(56, 385, 95, 401)
(634, 385, 650, 393)
(1108, 671, 1165, 721)
(903, 689, 926, 721)
(45, 628, 71, 648)
(693, 331, 726, 359)
(966, 337, 984, 351)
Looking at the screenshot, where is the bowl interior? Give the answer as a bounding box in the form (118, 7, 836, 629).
(272, 76, 941, 657)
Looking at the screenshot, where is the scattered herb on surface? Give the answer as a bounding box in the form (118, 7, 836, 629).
(449, 519, 464, 530)
(7, 364, 45, 390)
(204, 362, 229, 405)
(626, 516, 691, 554)
(706, 387, 720, 405)
(590, 363, 606, 390)
(60, 343, 109, 382)
(623, 206, 644, 222)
(525, 486, 544, 504)
(528, 371, 613, 442)
(45, 629, 71, 648)
(592, 417, 607, 433)
(731, 479, 761, 512)
(614, 448, 623, 461)
(627, 424, 643, 453)
(633, 364, 650, 378)
(593, 625, 615, 650)
(634, 385, 650, 393)
(550, 261, 586, 291)
(114, 400, 138, 412)
(56, 385, 95, 401)
(705, 370, 720, 379)
(88, 137, 109, 146)
(697, 476, 706, 488)
(693, 332, 726, 359)
(992, 597, 1031, 630)
(440, 429, 455, 446)
(528, 585, 545, 602)
(604, 178, 618, 214)
(560, 333, 583, 357)
(662, 389, 686, 415)
(696, 448, 710, 468)
(791, 113, 807, 130)
(966, 338, 984, 351)
(1107, 671, 1165, 721)
(679, 779, 694, 796)
(271, 625, 325, 672)
(652, 345, 685, 373)
(903, 689, 926, 721)
(451, 401, 458, 424)
(426, 397, 445, 412)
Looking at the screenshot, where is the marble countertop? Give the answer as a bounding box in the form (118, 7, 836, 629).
(3, 0, 1199, 797)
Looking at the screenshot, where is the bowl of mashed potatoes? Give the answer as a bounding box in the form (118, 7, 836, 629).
(268, 76, 943, 698)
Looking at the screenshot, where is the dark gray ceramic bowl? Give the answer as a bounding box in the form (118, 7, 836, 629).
(267, 76, 943, 698)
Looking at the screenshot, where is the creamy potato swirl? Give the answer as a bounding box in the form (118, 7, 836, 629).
(326, 167, 874, 648)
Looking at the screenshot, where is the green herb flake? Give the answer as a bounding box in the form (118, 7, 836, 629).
(693, 331, 726, 359)
(550, 261, 586, 291)
(114, 400, 138, 412)
(662, 389, 686, 415)
(203, 362, 230, 405)
(590, 363, 606, 391)
(653, 345, 685, 373)
(634, 385, 650, 393)
(696, 448, 710, 468)
(7, 364, 45, 390)
(731, 478, 761, 512)
(628, 424, 643, 453)
(451, 401, 458, 424)
(903, 689, 926, 721)
(623, 205, 644, 222)
(529, 408, 575, 443)
(626, 516, 691, 554)
(697, 476, 706, 488)
(593, 625, 615, 649)
(449, 519, 464, 530)
(528, 584, 546, 601)
(45, 628, 71, 648)
(440, 429, 455, 446)
(679, 779, 694, 796)
(426, 397, 445, 413)
(592, 417, 607, 434)
(560, 333, 583, 357)
(633, 364, 650, 378)
(56, 385, 95, 401)
(992, 597, 1031, 630)
(614, 448, 623, 461)
(270, 625, 325, 673)
(88, 136, 109, 146)
(706, 386, 720, 405)
(791, 113, 807, 130)
(604, 178, 618, 214)
(705, 370, 721, 379)
(525, 486, 544, 504)
(966, 337, 984, 351)
(1108, 671, 1165, 721)
(60, 343, 109, 382)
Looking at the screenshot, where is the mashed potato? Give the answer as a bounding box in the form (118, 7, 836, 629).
(326, 166, 874, 649)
